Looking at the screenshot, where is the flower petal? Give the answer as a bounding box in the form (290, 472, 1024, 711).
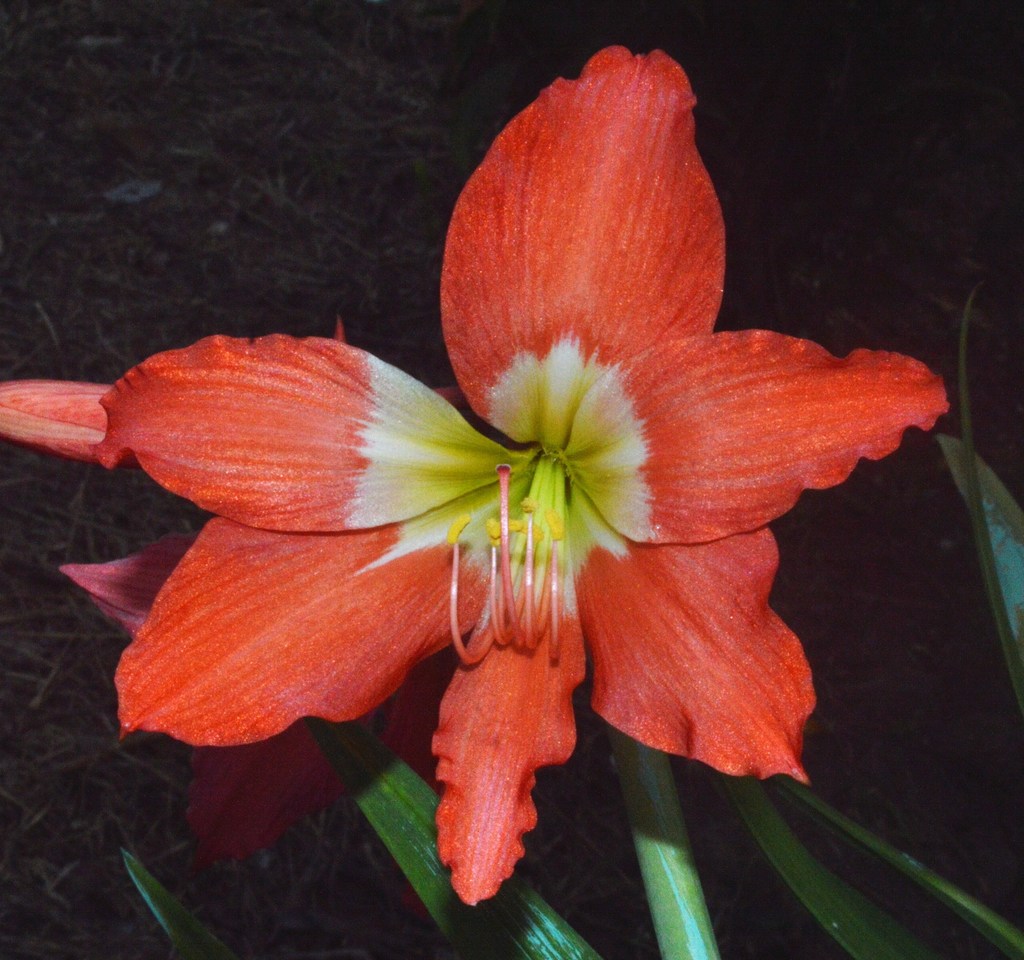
(116, 518, 486, 745)
(61, 535, 194, 635)
(188, 720, 344, 870)
(0, 380, 110, 462)
(433, 623, 585, 904)
(441, 46, 724, 423)
(98, 335, 508, 532)
(611, 331, 948, 543)
(578, 530, 813, 779)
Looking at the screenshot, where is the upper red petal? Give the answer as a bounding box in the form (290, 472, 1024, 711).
(441, 46, 724, 420)
(98, 335, 374, 530)
(622, 331, 948, 543)
(433, 621, 585, 904)
(116, 518, 485, 745)
(579, 530, 814, 780)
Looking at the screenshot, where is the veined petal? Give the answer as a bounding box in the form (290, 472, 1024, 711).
(98, 335, 508, 532)
(116, 518, 486, 745)
(442, 46, 724, 424)
(618, 331, 948, 543)
(434, 621, 585, 904)
(61, 534, 194, 635)
(188, 721, 344, 870)
(0, 380, 109, 462)
(579, 530, 813, 779)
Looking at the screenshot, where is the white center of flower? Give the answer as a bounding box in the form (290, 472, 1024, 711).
(440, 339, 651, 663)
(362, 338, 650, 665)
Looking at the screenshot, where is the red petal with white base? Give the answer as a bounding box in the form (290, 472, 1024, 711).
(0, 380, 109, 462)
(189, 721, 344, 870)
(116, 518, 486, 745)
(578, 529, 813, 780)
(61, 535, 194, 635)
(433, 623, 585, 904)
(441, 47, 724, 422)
(98, 335, 499, 531)
(616, 331, 948, 543)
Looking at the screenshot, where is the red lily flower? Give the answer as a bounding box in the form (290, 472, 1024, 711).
(18, 47, 947, 904)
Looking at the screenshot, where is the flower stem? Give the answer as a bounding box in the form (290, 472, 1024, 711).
(609, 727, 721, 960)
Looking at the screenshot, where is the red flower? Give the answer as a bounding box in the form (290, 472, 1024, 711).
(5, 48, 947, 904)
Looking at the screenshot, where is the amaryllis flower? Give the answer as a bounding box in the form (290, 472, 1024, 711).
(3, 47, 948, 904)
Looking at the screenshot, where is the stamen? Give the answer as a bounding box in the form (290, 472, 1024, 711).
(545, 509, 565, 662)
(496, 464, 522, 640)
(485, 519, 509, 645)
(447, 513, 472, 545)
(453, 623, 496, 666)
(522, 506, 536, 646)
(447, 514, 473, 663)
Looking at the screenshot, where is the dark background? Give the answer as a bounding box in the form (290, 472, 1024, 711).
(1, 1, 1022, 957)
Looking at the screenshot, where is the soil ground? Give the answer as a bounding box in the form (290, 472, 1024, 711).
(1, 2, 1022, 958)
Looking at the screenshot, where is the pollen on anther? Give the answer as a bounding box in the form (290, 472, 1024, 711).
(545, 509, 565, 541)
(447, 513, 472, 545)
(544, 509, 565, 662)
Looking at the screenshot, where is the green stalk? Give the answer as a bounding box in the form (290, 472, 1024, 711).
(609, 727, 721, 960)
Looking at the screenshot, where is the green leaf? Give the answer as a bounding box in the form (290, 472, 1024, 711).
(608, 728, 720, 960)
(720, 776, 943, 960)
(122, 850, 239, 960)
(938, 433, 1024, 705)
(778, 779, 1024, 958)
(306, 718, 603, 960)
(948, 289, 1024, 719)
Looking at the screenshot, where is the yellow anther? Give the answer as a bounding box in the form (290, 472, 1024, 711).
(485, 517, 502, 546)
(521, 496, 538, 514)
(508, 519, 526, 534)
(447, 513, 472, 545)
(533, 525, 544, 544)
(545, 509, 565, 541)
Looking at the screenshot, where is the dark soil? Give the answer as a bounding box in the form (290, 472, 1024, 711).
(1, 2, 1022, 958)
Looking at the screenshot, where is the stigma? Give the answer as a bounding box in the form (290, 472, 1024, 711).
(448, 463, 565, 666)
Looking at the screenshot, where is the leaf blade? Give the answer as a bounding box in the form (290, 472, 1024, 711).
(938, 433, 1024, 679)
(122, 850, 239, 960)
(940, 292, 1024, 717)
(306, 718, 603, 960)
(778, 779, 1024, 958)
(720, 776, 943, 960)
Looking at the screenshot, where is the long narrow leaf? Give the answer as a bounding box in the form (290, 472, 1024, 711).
(942, 293, 1024, 717)
(938, 434, 1024, 694)
(720, 776, 943, 960)
(609, 727, 720, 960)
(306, 718, 603, 960)
(778, 779, 1024, 958)
(122, 850, 239, 960)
